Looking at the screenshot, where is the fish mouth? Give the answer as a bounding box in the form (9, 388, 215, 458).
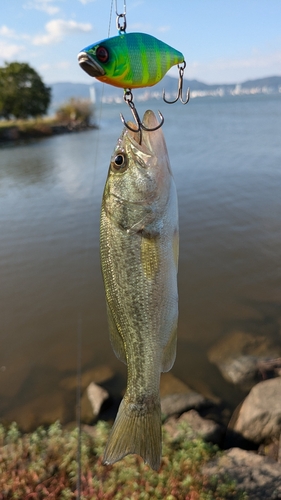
(127, 110, 162, 152)
(77, 52, 105, 77)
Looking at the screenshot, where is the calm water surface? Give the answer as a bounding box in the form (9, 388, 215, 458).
(1, 94, 281, 427)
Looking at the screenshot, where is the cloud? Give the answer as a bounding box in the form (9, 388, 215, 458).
(0, 25, 15, 37)
(211, 51, 281, 71)
(194, 50, 281, 75)
(186, 49, 281, 83)
(128, 1, 144, 10)
(0, 41, 25, 60)
(128, 22, 170, 33)
(32, 19, 92, 45)
(129, 22, 152, 31)
(157, 26, 170, 33)
(24, 0, 60, 15)
(0, 25, 30, 41)
(79, 0, 97, 4)
(39, 60, 71, 71)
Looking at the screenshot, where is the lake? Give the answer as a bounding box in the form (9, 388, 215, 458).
(1, 93, 281, 428)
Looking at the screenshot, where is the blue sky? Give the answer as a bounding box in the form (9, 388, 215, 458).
(1, 0, 281, 84)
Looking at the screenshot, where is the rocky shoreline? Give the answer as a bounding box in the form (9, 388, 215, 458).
(1, 326, 281, 498)
(0, 121, 97, 143)
(1, 306, 281, 499)
(73, 326, 281, 499)
(78, 366, 281, 499)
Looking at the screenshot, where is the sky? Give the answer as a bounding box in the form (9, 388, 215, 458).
(1, 0, 281, 85)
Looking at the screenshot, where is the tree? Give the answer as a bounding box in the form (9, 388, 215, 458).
(56, 98, 93, 127)
(0, 62, 51, 119)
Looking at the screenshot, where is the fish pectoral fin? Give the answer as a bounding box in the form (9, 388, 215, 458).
(161, 324, 177, 372)
(106, 304, 127, 365)
(140, 235, 160, 279)
(103, 397, 162, 471)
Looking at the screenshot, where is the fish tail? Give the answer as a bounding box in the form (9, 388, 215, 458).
(103, 396, 162, 471)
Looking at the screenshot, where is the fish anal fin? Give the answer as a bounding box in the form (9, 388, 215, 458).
(106, 304, 127, 365)
(161, 324, 177, 372)
(103, 396, 162, 471)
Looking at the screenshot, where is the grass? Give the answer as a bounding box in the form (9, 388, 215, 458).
(0, 116, 57, 125)
(0, 116, 60, 141)
(0, 116, 58, 129)
(0, 420, 248, 500)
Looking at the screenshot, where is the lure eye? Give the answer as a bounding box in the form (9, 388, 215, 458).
(111, 154, 127, 172)
(96, 46, 109, 63)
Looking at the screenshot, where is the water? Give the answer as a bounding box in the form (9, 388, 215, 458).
(1, 94, 281, 428)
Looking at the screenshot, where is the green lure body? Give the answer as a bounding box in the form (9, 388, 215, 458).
(78, 32, 184, 89)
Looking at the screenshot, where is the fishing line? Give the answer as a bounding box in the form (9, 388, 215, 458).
(75, 2, 116, 498)
(109, 0, 114, 37)
(76, 315, 82, 500)
(91, 0, 113, 179)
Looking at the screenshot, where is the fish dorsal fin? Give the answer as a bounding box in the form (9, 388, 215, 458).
(161, 323, 177, 372)
(106, 304, 127, 365)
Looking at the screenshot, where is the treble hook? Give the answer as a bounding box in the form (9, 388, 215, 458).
(120, 90, 164, 143)
(163, 61, 190, 105)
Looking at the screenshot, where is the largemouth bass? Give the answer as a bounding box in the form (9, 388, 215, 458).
(100, 110, 179, 471)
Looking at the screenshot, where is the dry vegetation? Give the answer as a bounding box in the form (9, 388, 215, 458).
(0, 420, 248, 500)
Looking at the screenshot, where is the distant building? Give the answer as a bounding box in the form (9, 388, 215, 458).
(89, 86, 96, 104)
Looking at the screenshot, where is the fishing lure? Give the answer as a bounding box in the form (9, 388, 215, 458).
(78, 32, 184, 90)
(77, 2, 189, 136)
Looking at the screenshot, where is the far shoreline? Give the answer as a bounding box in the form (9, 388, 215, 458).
(0, 119, 97, 144)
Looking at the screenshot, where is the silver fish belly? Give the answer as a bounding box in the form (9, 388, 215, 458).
(100, 110, 179, 471)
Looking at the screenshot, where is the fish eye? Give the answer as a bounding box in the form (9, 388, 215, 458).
(111, 154, 127, 172)
(115, 155, 125, 166)
(96, 46, 109, 63)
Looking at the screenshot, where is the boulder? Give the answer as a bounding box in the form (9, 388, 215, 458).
(60, 365, 114, 391)
(208, 330, 281, 389)
(81, 382, 109, 423)
(164, 409, 223, 445)
(161, 391, 209, 418)
(87, 382, 109, 416)
(233, 378, 281, 443)
(160, 372, 192, 397)
(258, 437, 281, 462)
(203, 448, 281, 500)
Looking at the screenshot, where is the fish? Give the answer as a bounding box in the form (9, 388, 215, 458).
(100, 110, 179, 471)
(78, 32, 184, 89)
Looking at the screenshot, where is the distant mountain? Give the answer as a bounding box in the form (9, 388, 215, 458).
(239, 76, 281, 89)
(49, 75, 281, 112)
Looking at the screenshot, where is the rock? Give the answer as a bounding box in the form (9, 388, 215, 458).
(233, 378, 281, 443)
(258, 437, 281, 462)
(256, 357, 281, 378)
(87, 382, 109, 416)
(203, 448, 281, 500)
(161, 391, 209, 418)
(164, 410, 223, 445)
(160, 372, 191, 397)
(222, 355, 259, 386)
(208, 330, 281, 389)
(60, 365, 114, 391)
(81, 382, 109, 423)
